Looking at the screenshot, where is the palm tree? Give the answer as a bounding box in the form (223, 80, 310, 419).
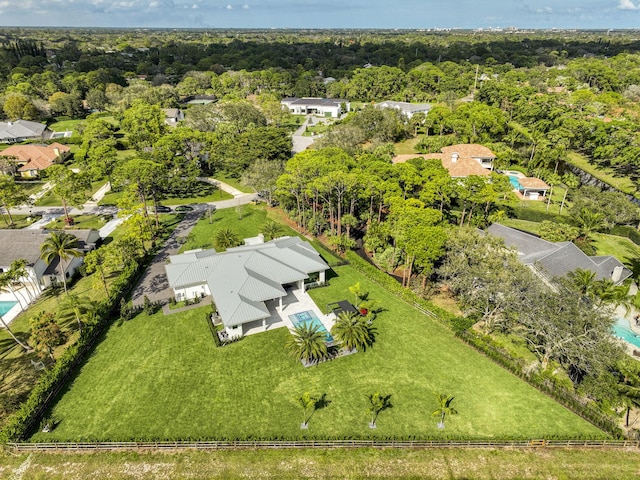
(214, 228, 240, 250)
(577, 208, 604, 241)
(331, 311, 374, 352)
(58, 294, 97, 332)
(39, 231, 82, 295)
(286, 323, 328, 365)
(617, 362, 640, 428)
(366, 391, 392, 428)
(296, 391, 317, 428)
(0, 272, 25, 312)
(432, 392, 458, 429)
(567, 268, 597, 305)
(262, 221, 283, 241)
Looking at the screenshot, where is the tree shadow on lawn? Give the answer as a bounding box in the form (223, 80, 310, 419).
(307, 393, 332, 425)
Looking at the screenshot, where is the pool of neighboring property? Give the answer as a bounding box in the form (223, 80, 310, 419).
(0, 300, 18, 316)
(509, 175, 522, 189)
(289, 310, 334, 343)
(613, 317, 640, 348)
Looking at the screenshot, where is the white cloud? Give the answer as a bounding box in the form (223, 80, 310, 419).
(242, 3, 249, 9)
(226, 4, 232, 9)
(192, 3, 198, 8)
(618, 0, 640, 10)
(148, 1, 158, 7)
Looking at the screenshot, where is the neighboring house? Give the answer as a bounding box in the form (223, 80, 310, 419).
(0, 143, 70, 178)
(487, 223, 632, 286)
(0, 120, 49, 143)
(162, 108, 184, 127)
(281, 97, 350, 118)
(375, 100, 432, 119)
(165, 236, 330, 338)
(507, 173, 551, 200)
(393, 144, 495, 178)
(0, 229, 100, 291)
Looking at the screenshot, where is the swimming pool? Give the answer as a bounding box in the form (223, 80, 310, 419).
(613, 317, 640, 348)
(289, 310, 334, 343)
(509, 175, 522, 189)
(0, 301, 18, 316)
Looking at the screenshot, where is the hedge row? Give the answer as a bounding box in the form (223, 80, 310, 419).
(458, 330, 623, 438)
(0, 260, 144, 443)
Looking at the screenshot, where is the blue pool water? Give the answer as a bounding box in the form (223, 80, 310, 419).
(289, 310, 334, 343)
(509, 175, 522, 189)
(0, 301, 18, 316)
(613, 317, 640, 348)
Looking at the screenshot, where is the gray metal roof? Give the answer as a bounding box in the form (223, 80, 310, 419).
(0, 120, 47, 142)
(281, 97, 346, 108)
(165, 236, 330, 327)
(487, 223, 632, 284)
(0, 229, 98, 267)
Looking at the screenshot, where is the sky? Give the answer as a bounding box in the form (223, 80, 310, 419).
(0, 0, 639, 29)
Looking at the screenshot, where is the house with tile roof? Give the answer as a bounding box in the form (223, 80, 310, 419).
(393, 143, 496, 178)
(0, 229, 100, 292)
(375, 100, 432, 119)
(0, 143, 70, 177)
(487, 223, 632, 287)
(281, 97, 350, 118)
(165, 236, 330, 338)
(0, 120, 49, 143)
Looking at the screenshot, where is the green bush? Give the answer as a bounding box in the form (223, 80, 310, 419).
(610, 225, 640, 246)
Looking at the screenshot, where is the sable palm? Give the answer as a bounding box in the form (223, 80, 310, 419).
(214, 228, 240, 250)
(9, 258, 39, 302)
(577, 208, 604, 240)
(0, 271, 25, 312)
(262, 221, 283, 241)
(366, 391, 392, 428)
(286, 323, 328, 364)
(58, 294, 97, 331)
(617, 362, 640, 427)
(567, 268, 597, 304)
(296, 391, 317, 428)
(432, 392, 458, 429)
(331, 311, 373, 352)
(40, 231, 82, 295)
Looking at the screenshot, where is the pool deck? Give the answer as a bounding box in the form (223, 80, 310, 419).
(0, 285, 39, 326)
(241, 288, 335, 337)
(615, 307, 640, 357)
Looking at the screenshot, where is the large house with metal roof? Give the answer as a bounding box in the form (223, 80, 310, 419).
(281, 97, 350, 118)
(487, 223, 632, 287)
(165, 237, 330, 338)
(375, 100, 432, 119)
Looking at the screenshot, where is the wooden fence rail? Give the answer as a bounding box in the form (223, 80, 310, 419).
(7, 439, 640, 452)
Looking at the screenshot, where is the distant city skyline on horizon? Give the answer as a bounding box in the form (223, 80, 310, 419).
(0, 1, 639, 30)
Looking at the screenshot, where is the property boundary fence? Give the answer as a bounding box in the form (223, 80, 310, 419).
(7, 439, 640, 452)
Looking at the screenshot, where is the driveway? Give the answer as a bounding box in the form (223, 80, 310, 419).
(130, 211, 200, 306)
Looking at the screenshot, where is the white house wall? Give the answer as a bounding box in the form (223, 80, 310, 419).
(174, 283, 211, 301)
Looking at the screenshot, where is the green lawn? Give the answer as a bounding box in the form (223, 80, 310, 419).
(213, 173, 255, 193)
(45, 214, 113, 230)
(3, 448, 640, 479)
(48, 118, 85, 133)
(36, 180, 106, 207)
(394, 136, 422, 155)
(33, 264, 604, 441)
(99, 182, 233, 207)
(567, 151, 637, 197)
(590, 233, 640, 268)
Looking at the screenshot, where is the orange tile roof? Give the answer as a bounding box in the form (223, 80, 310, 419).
(0, 143, 70, 172)
(392, 144, 495, 178)
(518, 177, 550, 189)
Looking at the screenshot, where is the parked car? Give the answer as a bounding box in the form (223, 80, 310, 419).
(148, 205, 172, 213)
(175, 205, 194, 212)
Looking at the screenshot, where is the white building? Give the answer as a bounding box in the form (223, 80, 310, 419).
(165, 237, 329, 338)
(375, 100, 432, 119)
(281, 97, 350, 118)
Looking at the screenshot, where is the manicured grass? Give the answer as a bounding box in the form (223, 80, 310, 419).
(213, 173, 255, 193)
(499, 218, 541, 234)
(16, 181, 46, 197)
(3, 448, 640, 479)
(34, 265, 603, 441)
(180, 203, 290, 252)
(36, 180, 106, 207)
(394, 136, 422, 155)
(48, 118, 85, 133)
(45, 214, 113, 230)
(591, 233, 640, 268)
(100, 182, 233, 207)
(0, 214, 40, 229)
(567, 151, 637, 197)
